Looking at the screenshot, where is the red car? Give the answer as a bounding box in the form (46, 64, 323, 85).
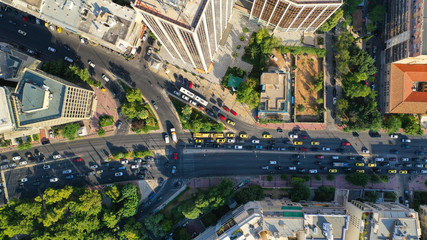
(218, 114, 225, 120)
(230, 109, 237, 116)
(299, 147, 308, 152)
(316, 155, 325, 159)
(223, 105, 230, 112)
(74, 157, 82, 162)
(389, 157, 398, 161)
(341, 142, 351, 146)
(188, 81, 193, 88)
(173, 152, 178, 160)
(299, 135, 307, 139)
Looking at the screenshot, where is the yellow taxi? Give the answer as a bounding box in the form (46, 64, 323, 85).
(216, 138, 226, 143)
(355, 162, 364, 167)
(226, 119, 235, 126)
(388, 169, 397, 174)
(329, 169, 337, 173)
(293, 141, 303, 145)
(57, 26, 62, 33)
(399, 170, 407, 174)
(311, 141, 320, 145)
(263, 133, 272, 138)
(226, 132, 235, 138)
(368, 163, 377, 167)
(356, 169, 365, 173)
(240, 133, 248, 138)
(195, 139, 204, 143)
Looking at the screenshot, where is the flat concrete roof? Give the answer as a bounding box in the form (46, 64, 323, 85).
(305, 215, 348, 239)
(260, 72, 288, 111)
(134, 0, 206, 29)
(15, 70, 66, 126)
(21, 82, 49, 113)
(0, 87, 14, 133)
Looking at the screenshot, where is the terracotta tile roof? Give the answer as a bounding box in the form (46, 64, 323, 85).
(389, 64, 427, 114)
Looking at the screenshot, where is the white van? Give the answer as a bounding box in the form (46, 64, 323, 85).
(164, 134, 170, 144)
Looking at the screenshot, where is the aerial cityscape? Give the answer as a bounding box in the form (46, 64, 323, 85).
(0, 0, 426, 239)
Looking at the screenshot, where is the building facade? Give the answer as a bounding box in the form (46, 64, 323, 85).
(133, 0, 237, 73)
(249, 0, 343, 33)
(420, 205, 427, 240)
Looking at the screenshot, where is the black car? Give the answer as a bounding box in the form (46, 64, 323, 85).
(373, 168, 382, 173)
(352, 132, 359, 137)
(369, 131, 381, 138)
(311, 147, 320, 152)
(357, 156, 365, 161)
(336, 148, 344, 153)
(41, 140, 50, 145)
(348, 156, 356, 160)
(283, 139, 291, 144)
(41, 174, 50, 179)
(212, 106, 221, 113)
(275, 166, 283, 170)
(333, 88, 337, 97)
(293, 161, 301, 165)
(293, 154, 301, 159)
(380, 162, 390, 167)
(246, 146, 253, 150)
(101, 162, 110, 167)
(415, 151, 425, 156)
(390, 149, 398, 154)
(343, 168, 353, 173)
(277, 128, 283, 133)
(314, 161, 321, 165)
(288, 147, 296, 151)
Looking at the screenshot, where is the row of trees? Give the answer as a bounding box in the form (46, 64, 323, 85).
(42, 60, 102, 87)
(171, 97, 224, 133)
(345, 172, 389, 187)
(120, 88, 159, 133)
(0, 184, 146, 240)
(384, 114, 424, 135)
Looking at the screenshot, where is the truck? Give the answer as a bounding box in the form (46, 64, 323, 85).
(332, 162, 349, 167)
(171, 128, 177, 143)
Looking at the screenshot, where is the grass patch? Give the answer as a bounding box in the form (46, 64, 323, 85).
(98, 115, 114, 127)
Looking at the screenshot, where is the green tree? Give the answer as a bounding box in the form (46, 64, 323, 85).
(99, 115, 114, 127)
(61, 123, 80, 140)
(384, 115, 402, 133)
(161, 219, 173, 232)
(402, 115, 423, 135)
(235, 185, 264, 204)
(370, 174, 381, 184)
(317, 9, 343, 32)
(180, 200, 202, 219)
(280, 174, 288, 180)
(326, 174, 335, 181)
(345, 172, 370, 186)
(236, 82, 260, 109)
(122, 102, 149, 120)
(290, 183, 311, 202)
(369, 5, 384, 23)
(118, 218, 145, 240)
(380, 175, 389, 183)
(313, 186, 335, 201)
(297, 104, 306, 112)
(267, 175, 273, 181)
(143, 214, 165, 237)
(97, 128, 106, 136)
(32, 134, 39, 141)
(126, 88, 143, 103)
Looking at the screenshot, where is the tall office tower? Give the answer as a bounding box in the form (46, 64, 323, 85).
(249, 0, 342, 33)
(133, 0, 237, 73)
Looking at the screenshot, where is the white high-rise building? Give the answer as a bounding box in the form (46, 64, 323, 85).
(133, 0, 237, 73)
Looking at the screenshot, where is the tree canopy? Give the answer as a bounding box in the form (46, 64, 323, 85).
(317, 9, 344, 33)
(345, 172, 370, 186)
(290, 183, 311, 202)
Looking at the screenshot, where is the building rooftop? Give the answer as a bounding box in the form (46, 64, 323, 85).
(260, 72, 289, 112)
(388, 63, 427, 114)
(304, 215, 349, 240)
(13, 69, 66, 126)
(375, 219, 420, 240)
(133, 0, 206, 30)
(286, 0, 343, 4)
(40, 0, 136, 48)
(0, 43, 41, 81)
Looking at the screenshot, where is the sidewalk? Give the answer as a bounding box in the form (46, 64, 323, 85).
(255, 122, 327, 130)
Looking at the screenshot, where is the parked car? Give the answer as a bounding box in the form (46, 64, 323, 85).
(50, 178, 59, 182)
(115, 172, 123, 177)
(18, 29, 27, 36)
(101, 73, 110, 82)
(64, 56, 73, 63)
(47, 47, 56, 52)
(88, 60, 95, 68)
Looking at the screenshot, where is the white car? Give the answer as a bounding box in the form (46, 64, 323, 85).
(261, 166, 269, 170)
(362, 148, 370, 153)
(131, 165, 139, 169)
(171, 166, 177, 174)
(120, 160, 129, 164)
(64, 56, 73, 63)
(115, 172, 123, 177)
(50, 178, 59, 182)
(142, 32, 148, 42)
(227, 138, 235, 143)
(26, 49, 35, 55)
(421, 170, 427, 174)
(290, 134, 298, 139)
(62, 169, 72, 174)
(47, 47, 56, 52)
(21, 178, 28, 182)
(269, 161, 277, 165)
(90, 164, 98, 169)
(401, 139, 411, 143)
(331, 156, 340, 160)
(189, 100, 197, 106)
(43, 164, 50, 170)
(252, 139, 260, 144)
(101, 73, 110, 82)
(333, 97, 337, 105)
(309, 169, 318, 174)
(181, 95, 190, 101)
(322, 147, 331, 151)
(12, 156, 21, 161)
(18, 29, 27, 36)
(164, 135, 170, 144)
(401, 158, 409, 162)
(234, 145, 243, 150)
(53, 154, 61, 159)
(19, 161, 28, 166)
(374, 158, 385, 162)
(146, 158, 154, 162)
(88, 60, 95, 68)
(389, 134, 398, 139)
(288, 166, 297, 170)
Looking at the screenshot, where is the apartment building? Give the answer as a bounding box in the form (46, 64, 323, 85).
(345, 200, 421, 240)
(419, 205, 427, 240)
(132, 0, 237, 73)
(195, 200, 349, 240)
(249, 0, 343, 33)
(258, 71, 291, 121)
(0, 0, 143, 54)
